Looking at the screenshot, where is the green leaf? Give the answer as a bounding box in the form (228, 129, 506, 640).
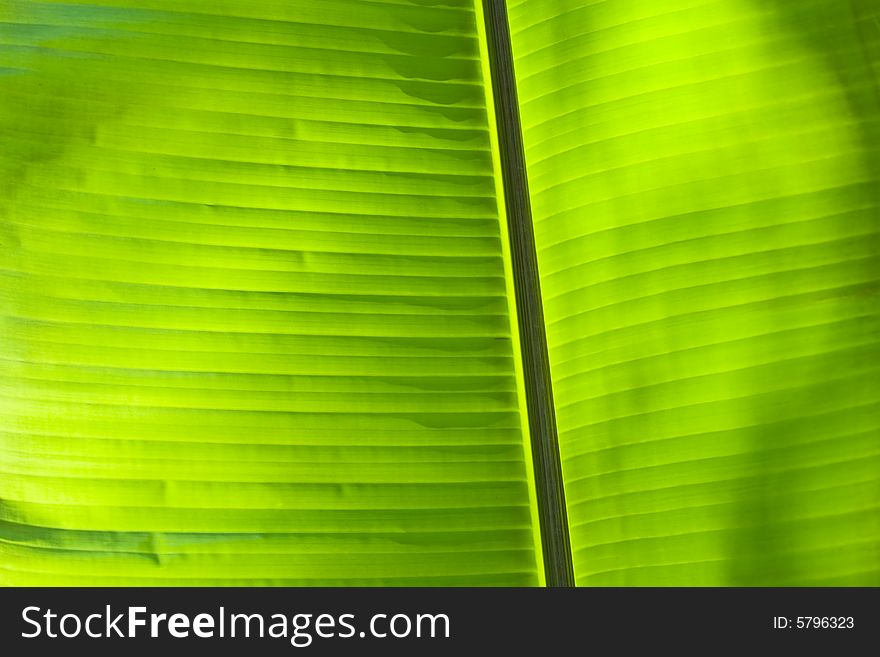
(507, 0, 880, 585)
(3, 0, 878, 588)
(0, 0, 543, 585)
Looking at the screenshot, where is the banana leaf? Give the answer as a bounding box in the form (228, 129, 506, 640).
(0, 0, 544, 586)
(507, 0, 880, 585)
(1, 0, 878, 586)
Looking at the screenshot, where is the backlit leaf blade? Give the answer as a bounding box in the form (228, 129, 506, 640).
(0, 0, 543, 586)
(507, 0, 880, 585)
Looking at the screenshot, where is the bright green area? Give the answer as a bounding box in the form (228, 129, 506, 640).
(4, 0, 879, 588)
(508, 0, 880, 585)
(0, 0, 542, 585)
